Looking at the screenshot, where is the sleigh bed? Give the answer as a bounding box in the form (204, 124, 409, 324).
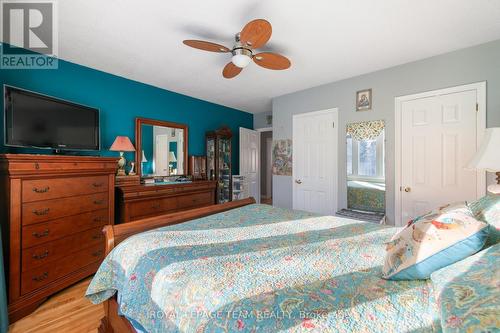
(86, 198, 442, 333)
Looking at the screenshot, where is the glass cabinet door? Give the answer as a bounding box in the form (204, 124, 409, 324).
(207, 138, 215, 181)
(206, 127, 233, 204)
(218, 137, 231, 203)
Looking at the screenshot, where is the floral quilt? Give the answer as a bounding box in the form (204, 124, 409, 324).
(431, 243, 500, 333)
(86, 204, 440, 333)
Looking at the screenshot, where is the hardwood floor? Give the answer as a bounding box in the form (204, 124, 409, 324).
(9, 277, 104, 333)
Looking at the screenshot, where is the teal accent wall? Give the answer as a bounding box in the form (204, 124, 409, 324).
(0, 46, 253, 174)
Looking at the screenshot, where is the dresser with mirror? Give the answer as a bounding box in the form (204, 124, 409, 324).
(115, 117, 216, 224)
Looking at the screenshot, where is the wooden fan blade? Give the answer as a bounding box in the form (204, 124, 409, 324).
(223, 62, 242, 79)
(253, 52, 291, 70)
(183, 40, 230, 53)
(240, 19, 272, 49)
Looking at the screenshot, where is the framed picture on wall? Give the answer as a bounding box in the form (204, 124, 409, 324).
(356, 89, 372, 111)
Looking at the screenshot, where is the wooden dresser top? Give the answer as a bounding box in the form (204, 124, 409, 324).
(0, 154, 118, 176)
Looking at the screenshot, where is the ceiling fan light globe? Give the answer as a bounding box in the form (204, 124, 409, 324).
(231, 54, 251, 68)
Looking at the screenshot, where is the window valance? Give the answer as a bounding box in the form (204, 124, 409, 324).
(346, 120, 385, 141)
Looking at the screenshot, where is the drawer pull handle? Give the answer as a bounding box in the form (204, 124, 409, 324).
(93, 217, 104, 223)
(92, 234, 102, 240)
(152, 204, 160, 209)
(32, 272, 48, 282)
(32, 230, 49, 238)
(32, 186, 50, 193)
(32, 250, 49, 260)
(92, 250, 103, 257)
(94, 200, 105, 205)
(33, 208, 50, 216)
(92, 182, 104, 188)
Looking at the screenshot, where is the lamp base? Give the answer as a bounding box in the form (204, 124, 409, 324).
(487, 184, 500, 195)
(116, 152, 126, 176)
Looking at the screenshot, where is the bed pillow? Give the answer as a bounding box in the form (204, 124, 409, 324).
(430, 242, 500, 333)
(382, 204, 489, 280)
(468, 194, 500, 247)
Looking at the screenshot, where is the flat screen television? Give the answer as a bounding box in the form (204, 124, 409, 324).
(4, 85, 100, 151)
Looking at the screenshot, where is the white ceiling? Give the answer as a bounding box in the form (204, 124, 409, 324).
(41, 1, 500, 113)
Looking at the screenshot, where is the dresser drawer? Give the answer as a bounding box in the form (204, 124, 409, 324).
(129, 197, 178, 220)
(22, 227, 104, 272)
(177, 192, 213, 209)
(22, 192, 108, 225)
(22, 209, 108, 249)
(22, 176, 108, 203)
(21, 244, 104, 295)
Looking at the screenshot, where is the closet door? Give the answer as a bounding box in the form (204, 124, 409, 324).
(400, 90, 479, 223)
(293, 109, 338, 215)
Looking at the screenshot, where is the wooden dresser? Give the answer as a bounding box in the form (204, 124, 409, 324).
(116, 180, 217, 223)
(0, 154, 117, 321)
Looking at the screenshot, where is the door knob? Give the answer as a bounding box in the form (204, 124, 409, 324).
(404, 187, 411, 193)
(295, 179, 302, 184)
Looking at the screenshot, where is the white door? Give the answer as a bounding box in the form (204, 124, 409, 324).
(240, 127, 260, 203)
(155, 135, 169, 176)
(176, 133, 184, 174)
(293, 109, 338, 215)
(400, 89, 481, 223)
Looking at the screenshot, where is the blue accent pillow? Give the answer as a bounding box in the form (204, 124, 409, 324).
(382, 203, 489, 280)
(430, 242, 500, 332)
(468, 194, 500, 247)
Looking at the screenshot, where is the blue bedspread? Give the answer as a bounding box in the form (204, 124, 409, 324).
(86, 204, 440, 332)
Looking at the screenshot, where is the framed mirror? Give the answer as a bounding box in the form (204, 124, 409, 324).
(135, 117, 188, 178)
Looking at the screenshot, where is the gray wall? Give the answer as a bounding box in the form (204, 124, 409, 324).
(272, 39, 500, 224)
(254, 110, 272, 129)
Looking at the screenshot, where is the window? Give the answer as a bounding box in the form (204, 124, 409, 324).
(347, 130, 384, 180)
(347, 135, 353, 175)
(358, 139, 377, 176)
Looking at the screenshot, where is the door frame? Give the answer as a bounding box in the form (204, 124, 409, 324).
(394, 82, 486, 226)
(266, 136, 273, 199)
(239, 127, 261, 203)
(292, 108, 339, 214)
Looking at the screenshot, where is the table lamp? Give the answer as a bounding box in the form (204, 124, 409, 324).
(141, 150, 148, 176)
(110, 136, 136, 176)
(467, 127, 500, 194)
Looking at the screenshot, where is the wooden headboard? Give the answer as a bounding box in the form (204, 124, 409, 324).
(103, 197, 256, 256)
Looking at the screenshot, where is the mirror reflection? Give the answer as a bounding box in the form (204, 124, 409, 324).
(339, 120, 386, 223)
(141, 124, 185, 176)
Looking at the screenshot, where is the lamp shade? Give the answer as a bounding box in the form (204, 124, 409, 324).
(169, 151, 177, 162)
(467, 128, 500, 172)
(110, 136, 135, 152)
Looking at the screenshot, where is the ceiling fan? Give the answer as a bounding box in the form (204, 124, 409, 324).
(183, 19, 291, 79)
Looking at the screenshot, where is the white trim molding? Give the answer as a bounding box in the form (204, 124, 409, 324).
(394, 82, 487, 226)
